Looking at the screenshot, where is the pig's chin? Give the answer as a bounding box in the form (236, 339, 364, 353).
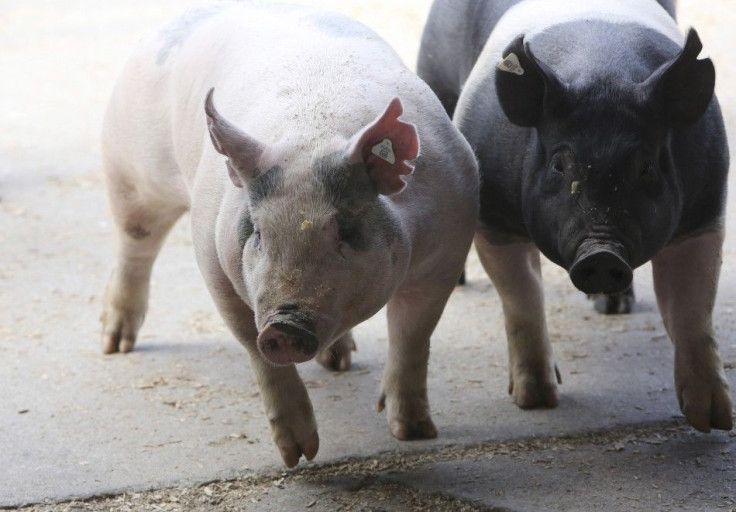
(259, 349, 315, 367)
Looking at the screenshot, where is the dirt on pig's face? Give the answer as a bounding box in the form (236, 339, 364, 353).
(240, 151, 407, 360)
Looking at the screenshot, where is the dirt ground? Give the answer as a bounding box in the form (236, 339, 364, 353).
(1, 1, 735, 511)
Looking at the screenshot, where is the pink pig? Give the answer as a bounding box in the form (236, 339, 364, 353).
(100, 3, 478, 467)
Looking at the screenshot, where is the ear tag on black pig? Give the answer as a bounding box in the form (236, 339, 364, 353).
(497, 53, 524, 75)
(371, 138, 396, 164)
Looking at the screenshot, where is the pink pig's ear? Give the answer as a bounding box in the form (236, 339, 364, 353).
(347, 97, 420, 195)
(204, 88, 264, 188)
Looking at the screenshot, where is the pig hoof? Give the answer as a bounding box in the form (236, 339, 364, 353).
(509, 374, 559, 409)
(316, 334, 356, 372)
(316, 346, 351, 371)
(593, 294, 634, 314)
(100, 309, 144, 354)
(377, 393, 437, 440)
(591, 285, 635, 315)
(678, 379, 733, 433)
(390, 418, 438, 440)
(278, 430, 320, 468)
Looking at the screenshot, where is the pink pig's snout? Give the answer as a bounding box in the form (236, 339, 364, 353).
(257, 322, 318, 366)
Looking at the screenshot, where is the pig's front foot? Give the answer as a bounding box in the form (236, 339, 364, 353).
(377, 389, 437, 440)
(651, 232, 732, 432)
(675, 347, 733, 432)
(316, 332, 356, 371)
(266, 389, 320, 468)
(508, 363, 561, 409)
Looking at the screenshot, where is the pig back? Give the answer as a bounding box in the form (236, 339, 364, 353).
(105, 3, 478, 257)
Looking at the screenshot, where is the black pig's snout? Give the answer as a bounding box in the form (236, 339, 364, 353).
(569, 244, 632, 295)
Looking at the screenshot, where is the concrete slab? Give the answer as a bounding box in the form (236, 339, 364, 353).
(18, 425, 736, 511)
(1, 0, 735, 510)
(390, 427, 736, 511)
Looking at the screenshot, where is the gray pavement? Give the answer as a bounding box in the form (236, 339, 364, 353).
(1, 1, 735, 510)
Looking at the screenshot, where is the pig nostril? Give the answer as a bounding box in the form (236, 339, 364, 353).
(265, 338, 279, 352)
(609, 268, 625, 281)
(579, 267, 596, 281)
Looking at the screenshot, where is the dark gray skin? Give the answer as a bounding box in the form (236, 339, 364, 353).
(417, 0, 732, 433)
(420, 0, 678, 311)
(417, 0, 726, 299)
(417, 0, 677, 118)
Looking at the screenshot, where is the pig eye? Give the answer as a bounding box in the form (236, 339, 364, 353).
(253, 230, 261, 247)
(337, 215, 363, 249)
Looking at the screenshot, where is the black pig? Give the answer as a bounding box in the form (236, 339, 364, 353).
(418, 0, 731, 432)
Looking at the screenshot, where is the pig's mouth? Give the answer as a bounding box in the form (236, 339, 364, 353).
(568, 238, 633, 295)
(257, 312, 319, 366)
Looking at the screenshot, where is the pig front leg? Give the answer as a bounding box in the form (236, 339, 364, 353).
(201, 266, 319, 467)
(652, 230, 733, 432)
(377, 277, 461, 440)
(252, 350, 319, 467)
(474, 234, 560, 408)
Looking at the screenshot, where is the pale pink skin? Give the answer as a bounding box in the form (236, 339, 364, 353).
(474, 226, 732, 432)
(100, 4, 479, 468)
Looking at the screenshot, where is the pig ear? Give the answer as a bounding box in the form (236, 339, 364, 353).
(495, 35, 566, 127)
(204, 88, 265, 188)
(346, 97, 420, 196)
(641, 29, 715, 128)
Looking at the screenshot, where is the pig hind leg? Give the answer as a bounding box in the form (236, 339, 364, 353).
(101, 164, 187, 354)
(652, 230, 733, 432)
(316, 331, 356, 372)
(475, 234, 560, 408)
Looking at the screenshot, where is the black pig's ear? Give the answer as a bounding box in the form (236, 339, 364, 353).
(641, 28, 715, 128)
(204, 88, 265, 188)
(495, 35, 566, 127)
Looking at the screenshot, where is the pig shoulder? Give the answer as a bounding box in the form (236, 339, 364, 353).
(670, 98, 729, 237)
(396, 89, 480, 270)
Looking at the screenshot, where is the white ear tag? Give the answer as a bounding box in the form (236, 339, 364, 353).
(497, 53, 524, 75)
(371, 138, 396, 164)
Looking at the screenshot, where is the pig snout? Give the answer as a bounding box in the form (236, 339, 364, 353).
(569, 241, 633, 295)
(257, 322, 318, 366)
